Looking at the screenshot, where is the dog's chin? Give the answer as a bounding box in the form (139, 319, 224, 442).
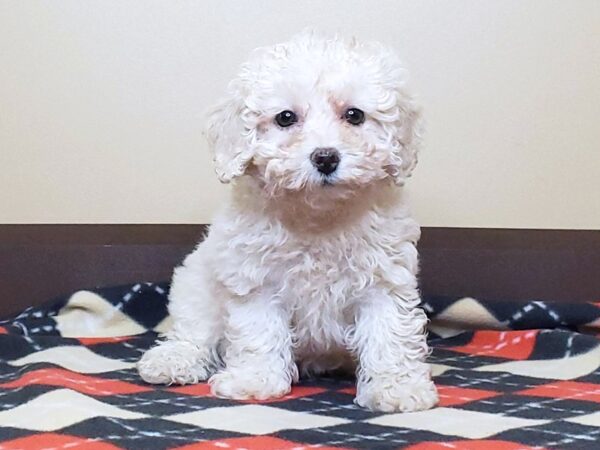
(313, 174, 380, 191)
(305, 174, 345, 191)
(304, 176, 376, 201)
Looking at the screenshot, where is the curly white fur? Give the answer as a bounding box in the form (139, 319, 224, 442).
(138, 31, 438, 412)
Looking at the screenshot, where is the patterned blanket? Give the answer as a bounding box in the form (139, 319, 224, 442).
(0, 283, 599, 450)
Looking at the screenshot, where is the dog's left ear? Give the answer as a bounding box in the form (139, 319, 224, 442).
(388, 93, 423, 186)
(206, 81, 254, 183)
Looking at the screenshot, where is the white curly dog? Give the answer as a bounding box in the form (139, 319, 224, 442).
(138, 31, 438, 412)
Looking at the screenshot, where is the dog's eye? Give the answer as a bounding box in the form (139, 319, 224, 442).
(344, 108, 365, 126)
(275, 110, 298, 128)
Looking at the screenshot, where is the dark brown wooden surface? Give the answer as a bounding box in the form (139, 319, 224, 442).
(0, 225, 208, 318)
(0, 225, 598, 317)
(418, 228, 599, 304)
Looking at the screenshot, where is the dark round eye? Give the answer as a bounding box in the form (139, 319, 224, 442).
(344, 108, 365, 126)
(275, 110, 298, 127)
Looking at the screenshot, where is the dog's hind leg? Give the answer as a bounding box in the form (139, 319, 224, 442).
(137, 247, 222, 385)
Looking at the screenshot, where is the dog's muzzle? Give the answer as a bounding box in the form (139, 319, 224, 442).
(310, 148, 340, 176)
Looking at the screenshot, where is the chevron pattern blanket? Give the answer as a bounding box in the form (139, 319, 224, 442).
(0, 283, 599, 449)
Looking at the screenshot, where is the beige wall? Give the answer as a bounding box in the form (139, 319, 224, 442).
(1, 0, 599, 228)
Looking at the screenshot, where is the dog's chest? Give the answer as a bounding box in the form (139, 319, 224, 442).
(282, 233, 374, 297)
(274, 234, 381, 351)
(212, 210, 419, 351)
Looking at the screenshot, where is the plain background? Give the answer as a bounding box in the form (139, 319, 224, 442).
(1, 0, 599, 228)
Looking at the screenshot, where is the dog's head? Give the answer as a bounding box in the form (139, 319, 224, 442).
(206, 31, 422, 198)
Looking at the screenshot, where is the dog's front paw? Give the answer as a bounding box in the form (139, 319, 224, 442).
(137, 340, 214, 385)
(209, 368, 292, 401)
(355, 376, 438, 412)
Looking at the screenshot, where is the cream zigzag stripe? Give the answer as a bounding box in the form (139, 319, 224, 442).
(566, 411, 600, 427)
(9, 346, 135, 373)
(475, 344, 600, 380)
(55, 291, 147, 337)
(433, 297, 505, 330)
(0, 389, 147, 431)
(165, 404, 350, 435)
(367, 407, 549, 439)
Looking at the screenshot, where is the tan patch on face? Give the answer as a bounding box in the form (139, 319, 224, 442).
(328, 96, 347, 118)
(339, 120, 366, 148)
(282, 129, 304, 152)
(256, 117, 271, 135)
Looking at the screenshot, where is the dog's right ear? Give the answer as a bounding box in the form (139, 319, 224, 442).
(206, 81, 254, 183)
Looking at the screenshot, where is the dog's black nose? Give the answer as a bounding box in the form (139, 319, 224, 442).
(311, 148, 340, 175)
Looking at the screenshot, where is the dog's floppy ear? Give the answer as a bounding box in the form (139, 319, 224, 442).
(388, 93, 423, 186)
(206, 81, 254, 183)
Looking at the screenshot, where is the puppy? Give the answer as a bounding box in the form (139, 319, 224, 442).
(138, 31, 438, 412)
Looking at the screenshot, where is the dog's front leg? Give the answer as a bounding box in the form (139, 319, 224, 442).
(209, 294, 298, 400)
(351, 291, 438, 412)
